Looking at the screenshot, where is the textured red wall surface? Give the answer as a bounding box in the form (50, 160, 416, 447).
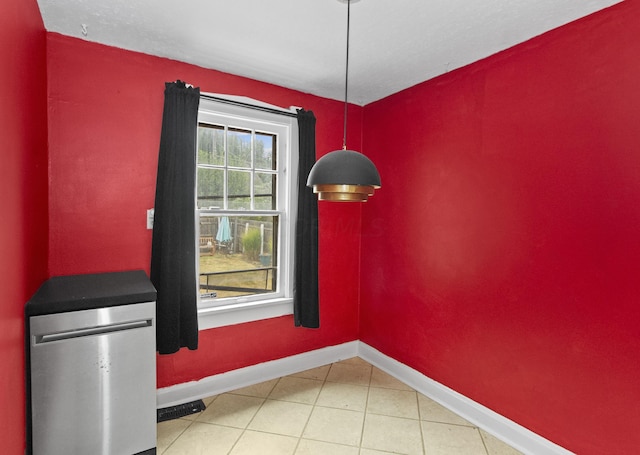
(360, 2, 640, 454)
(46, 34, 363, 388)
(0, 0, 48, 452)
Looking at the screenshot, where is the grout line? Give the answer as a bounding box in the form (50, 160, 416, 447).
(292, 368, 328, 454)
(157, 415, 196, 454)
(356, 362, 374, 450)
(415, 390, 427, 454)
(226, 378, 278, 454)
(478, 426, 491, 455)
(359, 380, 371, 450)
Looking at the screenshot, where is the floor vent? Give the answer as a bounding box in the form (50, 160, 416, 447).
(157, 399, 206, 422)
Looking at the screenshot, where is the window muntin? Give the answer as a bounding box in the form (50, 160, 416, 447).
(197, 125, 278, 211)
(196, 98, 296, 326)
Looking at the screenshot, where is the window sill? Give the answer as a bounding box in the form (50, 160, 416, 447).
(197, 297, 293, 330)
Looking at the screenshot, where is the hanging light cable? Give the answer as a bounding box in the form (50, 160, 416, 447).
(306, 0, 381, 202)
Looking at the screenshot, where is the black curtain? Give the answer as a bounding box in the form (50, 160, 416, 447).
(294, 109, 319, 327)
(151, 81, 200, 354)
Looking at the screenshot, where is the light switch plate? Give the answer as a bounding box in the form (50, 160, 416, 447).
(146, 209, 154, 229)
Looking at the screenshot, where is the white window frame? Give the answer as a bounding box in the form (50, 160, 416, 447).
(196, 95, 298, 330)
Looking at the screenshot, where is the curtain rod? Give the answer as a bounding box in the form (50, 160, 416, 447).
(199, 93, 298, 118)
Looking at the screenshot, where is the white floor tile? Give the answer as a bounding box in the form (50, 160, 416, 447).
(248, 399, 313, 437)
(156, 418, 191, 453)
(360, 449, 404, 455)
(229, 430, 298, 455)
(268, 376, 323, 404)
(302, 406, 365, 446)
(325, 362, 372, 386)
(162, 422, 242, 455)
(315, 381, 369, 411)
(367, 387, 420, 419)
(422, 421, 488, 455)
(196, 393, 264, 428)
(295, 438, 360, 455)
(361, 413, 424, 455)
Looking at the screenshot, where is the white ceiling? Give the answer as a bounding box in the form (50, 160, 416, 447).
(37, 0, 621, 105)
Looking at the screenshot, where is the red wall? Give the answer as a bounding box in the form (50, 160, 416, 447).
(46, 34, 364, 388)
(360, 1, 640, 454)
(0, 0, 48, 452)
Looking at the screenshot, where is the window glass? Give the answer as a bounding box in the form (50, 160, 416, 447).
(195, 98, 296, 328)
(198, 214, 277, 299)
(197, 167, 224, 209)
(227, 170, 251, 210)
(198, 124, 225, 166)
(255, 132, 276, 170)
(228, 128, 252, 168)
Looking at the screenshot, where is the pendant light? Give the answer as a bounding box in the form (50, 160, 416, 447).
(307, 0, 381, 202)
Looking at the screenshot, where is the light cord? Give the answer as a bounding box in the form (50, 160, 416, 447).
(342, 0, 351, 150)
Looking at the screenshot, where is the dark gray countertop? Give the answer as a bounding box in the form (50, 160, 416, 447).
(26, 270, 157, 316)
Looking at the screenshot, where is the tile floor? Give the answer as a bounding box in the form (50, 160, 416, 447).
(157, 357, 524, 455)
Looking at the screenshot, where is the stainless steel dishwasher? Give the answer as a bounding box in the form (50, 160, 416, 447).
(25, 270, 157, 455)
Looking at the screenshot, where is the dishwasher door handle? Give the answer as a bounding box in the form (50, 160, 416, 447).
(35, 319, 153, 344)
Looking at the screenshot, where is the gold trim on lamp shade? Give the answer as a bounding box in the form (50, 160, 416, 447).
(312, 184, 376, 201)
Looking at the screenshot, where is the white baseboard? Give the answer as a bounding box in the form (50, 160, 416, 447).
(156, 341, 359, 408)
(357, 342, 575, 455)
(156, 340, 573, 455)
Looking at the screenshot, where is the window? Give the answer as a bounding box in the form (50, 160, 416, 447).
(196, 97, 298, 329)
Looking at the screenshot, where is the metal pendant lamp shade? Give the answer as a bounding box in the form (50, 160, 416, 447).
(307, 149, 381, 201)
(307, 0, 381, 202)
